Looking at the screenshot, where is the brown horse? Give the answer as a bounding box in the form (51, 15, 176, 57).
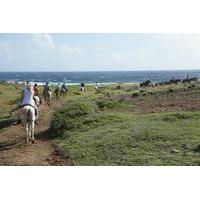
(43, 91, 52, 106)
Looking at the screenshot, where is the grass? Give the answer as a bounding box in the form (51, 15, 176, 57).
(1, 81, 200, 165)
(52, 103, 200, 165)
(50, 81, 200, 165)
(0, 84, 21, 122)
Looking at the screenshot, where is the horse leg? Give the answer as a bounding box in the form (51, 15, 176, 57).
(28, 122, 32, 142)
(47, 99, 49, 105)
(25, 123, 29, 143)
(31, 121, 35, 143)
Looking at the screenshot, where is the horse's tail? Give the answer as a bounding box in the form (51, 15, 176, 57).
(27, 108, 31, 122)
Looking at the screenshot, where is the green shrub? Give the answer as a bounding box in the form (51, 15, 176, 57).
(139, 89, 146, 93)
(95, 99, 121, 111)
(132, 93, 139, 98)
(162, 112, 200, 121)
(74, 91, 81, 95)
(116, 85, 122, 90)
(168, 88, 174, 93)
(188, 84, 195, 89)
(50, 102, 98, 138)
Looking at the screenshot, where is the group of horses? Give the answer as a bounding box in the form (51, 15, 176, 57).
(16, 87, 58, 143)
(54, 86, 68, 99)
(18, 76, 199, 143)
(17, 84, 84, 143)
(140, 76, 198, 88)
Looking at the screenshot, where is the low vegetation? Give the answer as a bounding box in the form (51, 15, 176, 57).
(1, 81, 200, 165)
(0, 84, 21, 122)
(50, 81, 200, 165)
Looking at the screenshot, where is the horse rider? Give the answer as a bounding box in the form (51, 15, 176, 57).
(33, 83, 42, 105)
(55, 83, 61, 94)
(56, 83, 61, 90)
(95, 82, 99, 89)
(62, 83, 68, 93)
(34, 83, 39, 96)
(43, 82, 51, 96)
(20, 82, 39, 122)
(80, 82, 85, 92)
(81, 82, 85, 88)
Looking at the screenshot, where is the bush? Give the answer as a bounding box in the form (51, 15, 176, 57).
(104, 92, 111, 97)
(139, 89, 146, 93)
(111, 85, 122, 90)
(95, 99, 121, 111)
(50, 102, 98, 138)
(132, 93, 139, 98)
(168, 88, 174, 93)
(162, 112, 200, 121)
(188, 84, 196, 89)
(116, 85, 122, 90)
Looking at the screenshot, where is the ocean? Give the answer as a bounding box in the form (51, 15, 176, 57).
(0, 70, 200, 85)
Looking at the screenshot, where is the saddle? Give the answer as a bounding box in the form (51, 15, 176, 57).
(20, 104, 38, 116)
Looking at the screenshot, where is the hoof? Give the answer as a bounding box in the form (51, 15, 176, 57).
(31, 140, 35, 144)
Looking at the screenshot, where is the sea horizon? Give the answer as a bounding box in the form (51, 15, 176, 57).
(1, 68, 200, 73)
(1, 70, 200, 84)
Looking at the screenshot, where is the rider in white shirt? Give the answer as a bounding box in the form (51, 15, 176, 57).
(20, 83, 38, 118)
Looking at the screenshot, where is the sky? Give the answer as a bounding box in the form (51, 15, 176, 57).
(0, 33, 200, 71)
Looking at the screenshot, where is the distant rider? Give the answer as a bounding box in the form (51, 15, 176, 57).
(62, 83, 68, 93)
(56, 83, 61, 91)
(34, 83, 42, 105)
(95, 82, 99, 89)
(43, 82, 51, 96)
(34, 83, 39, 96)
(80, 82, 85, 92)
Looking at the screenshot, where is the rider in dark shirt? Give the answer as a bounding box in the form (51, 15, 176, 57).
(81, 82, 85, 88)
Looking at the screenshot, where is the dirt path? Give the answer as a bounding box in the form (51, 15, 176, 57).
(0, 99, 70, 166)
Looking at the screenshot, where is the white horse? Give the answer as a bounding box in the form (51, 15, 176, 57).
(80, 87, 85, 92)
(18, 106, 36, 143)
(33, 96, 41, 107)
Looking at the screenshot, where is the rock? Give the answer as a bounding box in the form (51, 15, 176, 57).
(171, 149, 180, 153)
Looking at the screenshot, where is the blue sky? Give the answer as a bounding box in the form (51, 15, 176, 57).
(0, 33, 200, 71)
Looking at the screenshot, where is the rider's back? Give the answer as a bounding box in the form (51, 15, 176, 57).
(21, 87, 35, 106)
(34, 86, 39, 96)
(43, 85, 50, 92)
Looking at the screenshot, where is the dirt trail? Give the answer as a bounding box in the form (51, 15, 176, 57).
(0, 99, 70, 166)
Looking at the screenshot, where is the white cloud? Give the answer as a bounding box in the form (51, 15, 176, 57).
(29, 33, 55, 49)
(1, 33, 200, 71)
(28, 34, 83, 55)
(58, 44, 83, 55)
(105, 34, 200, 69)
